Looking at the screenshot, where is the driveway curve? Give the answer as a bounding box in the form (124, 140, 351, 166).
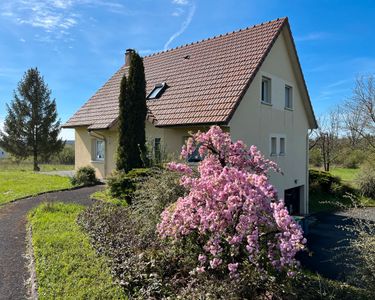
(0, 185, 103, 300)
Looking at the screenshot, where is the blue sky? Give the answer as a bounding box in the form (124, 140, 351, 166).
(0, 0, 374, 140)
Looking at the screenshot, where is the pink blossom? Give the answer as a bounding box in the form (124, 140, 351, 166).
(157, 126, 305, 278)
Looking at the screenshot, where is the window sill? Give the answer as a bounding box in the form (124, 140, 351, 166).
(270, 153, 277, 157)
(90, 160, 105, 164)
(284, 107, 293, 111)
(261, 101, 272, 106)
(279, 153, 286, 156)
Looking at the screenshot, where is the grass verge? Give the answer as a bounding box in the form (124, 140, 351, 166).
(28, 202, 125, 299)
(0, 171, 72, 205)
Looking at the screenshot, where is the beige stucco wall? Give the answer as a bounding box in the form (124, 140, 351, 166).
(74, 123, 211, 178)
(229, 28, 310, 214)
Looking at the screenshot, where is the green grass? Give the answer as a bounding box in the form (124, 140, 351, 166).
(329, 167, 360, 187)
(28, 202, 126, 300)
(90, 189, 127, 206)
(0, 159, 74, 171)
(309, 167, 375, 212)
(0, 171, 72, 205)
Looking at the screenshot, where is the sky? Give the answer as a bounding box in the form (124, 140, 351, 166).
(0, 0, 374, 140)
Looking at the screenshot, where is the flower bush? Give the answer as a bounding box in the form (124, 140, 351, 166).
(157, 126, 306, 277)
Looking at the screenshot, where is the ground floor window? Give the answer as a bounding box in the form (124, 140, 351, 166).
(154, 138, 161, 163)
(95, 139, 105, 161)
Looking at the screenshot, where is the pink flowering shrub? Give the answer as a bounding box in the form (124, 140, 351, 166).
(157, 126, 306, 278)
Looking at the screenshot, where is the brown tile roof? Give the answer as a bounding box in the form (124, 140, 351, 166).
(63, 18, 289, 129)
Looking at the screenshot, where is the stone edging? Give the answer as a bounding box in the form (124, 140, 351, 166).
(25, 224, 38, 300)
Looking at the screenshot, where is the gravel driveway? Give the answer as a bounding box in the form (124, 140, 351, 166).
(0, 185, 102, 300)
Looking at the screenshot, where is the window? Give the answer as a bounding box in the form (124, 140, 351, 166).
(270, 137, 277, 156)
(270, 135, 286, 157)
(95, 139, 105, 161)
(147, 82, 167, 99)
(285, 85, 293, 109)
(279, 137, 285, 155)
(154, 138, 161, 163)
(261, 76, 271, 104)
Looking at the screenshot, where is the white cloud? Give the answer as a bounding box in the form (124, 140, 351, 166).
(164, 2, 196, 50)
(172, 0, 189, 5)
(295, 32, 330, 42)
(0, 0, 125, 41)
(172, 7, 184, 17)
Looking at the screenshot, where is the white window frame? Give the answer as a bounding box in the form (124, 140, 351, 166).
(95, 139, 105, 161)
(285, 85, 293, 110)
(261, 76, 272, 104)
(279, 137, 286, 156)
(270, 136, 277, 156)
(270, 134, 286, 157)
(153, 137, 161, 162)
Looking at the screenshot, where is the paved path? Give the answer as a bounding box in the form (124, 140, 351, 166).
(0, 185, 103, 300)
(39, 170, 75, 178)
(299, 208, 375, 281)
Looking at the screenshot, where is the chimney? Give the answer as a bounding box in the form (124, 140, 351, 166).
(125, 48, 135, 66)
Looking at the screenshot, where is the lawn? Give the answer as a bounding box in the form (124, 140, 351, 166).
(329, 167, 360, 187)
(0, 171, 72, 205)
(28, 202, 125, 299)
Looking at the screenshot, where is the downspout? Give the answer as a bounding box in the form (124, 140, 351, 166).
(88, 130, 107, 177)
(305, 132, 309, 215)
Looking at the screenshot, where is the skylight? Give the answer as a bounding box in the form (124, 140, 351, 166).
(147, 82, 167, 99)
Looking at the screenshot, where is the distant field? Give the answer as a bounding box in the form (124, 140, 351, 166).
(329, 167, 360, 187)
(309, 166, 375, 212)
(310, 166, 359, 187)
(0, 159, 73, 172)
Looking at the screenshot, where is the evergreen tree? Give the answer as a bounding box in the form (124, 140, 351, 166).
(116, 51, 147, 172)
(0, 68, 64, 171)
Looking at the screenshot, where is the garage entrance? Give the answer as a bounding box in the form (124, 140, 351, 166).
(284, 186, 302, 215)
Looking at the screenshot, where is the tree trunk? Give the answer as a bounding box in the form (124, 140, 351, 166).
(33, 147, 39, 171)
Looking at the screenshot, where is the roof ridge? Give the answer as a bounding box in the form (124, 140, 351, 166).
(143, 17, 287, 58)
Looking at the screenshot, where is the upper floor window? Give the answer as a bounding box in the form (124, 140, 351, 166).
(279, 137, 286, 155)
(285, 85, 293, 109)
(95, 139, 105, 161)
(270, 137, 277, 156)
(261, 76, 272, 104)
(270, 135, 286, 157)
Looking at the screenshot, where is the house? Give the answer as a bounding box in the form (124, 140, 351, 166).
(0, 148, 6, 159)
(63, 17, 317, 215)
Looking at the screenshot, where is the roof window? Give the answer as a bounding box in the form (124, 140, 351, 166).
(147, 82, 167, 99)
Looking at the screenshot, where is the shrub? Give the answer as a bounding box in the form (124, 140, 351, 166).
(342, 149, 366, 169)
(56, 146, 75, 165)
(107, 168, 151, 204)
(309, 148, 322, 167)
(309, 169, 341, 194)
(356, 163, 375, 199)
(71, 166, 98, 186)
(158, 126, 306, 279)
(132, 168, 186, 238)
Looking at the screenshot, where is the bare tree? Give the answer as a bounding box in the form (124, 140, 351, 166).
(343, 75, 375, 150)
(312, 109, 341, 171)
